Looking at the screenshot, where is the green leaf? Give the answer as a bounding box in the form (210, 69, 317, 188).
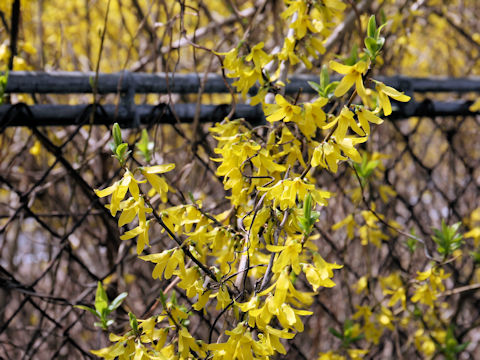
(454, 342, 470, 353)
(108, 141, 116, 153)
(298, 194, 320, 236)
(94, 321, 104, 328)
(89, 76, 95, 90)
(344, 44, 358, 65)
(432, 220, 463, 257)
(170, 291, 178, 305)
(329, 327, 343, 339)
(94, 281, 109, 315)
(375, 24, 388, 40)
(308, 81, 323, 95)
(129, 312, 139, 333)
(320, 65, 329, 90)
(376, 36, 385, 50)
(112, 123, 123, 148)
(136, 129, 153, 163)
(303, 194, 312, 221)
(367, 15, 376, 38)
(324, 81, 339, 96)
(365, 37, 378, 57)
(0, 71, 8, 86)
(107, 292, 128, 312)
(116, 143, 129, 158)
(158, 289, 168, 309)
(406, 228, 418, 253)
(343, 319, 354, 335)
(0, 70, 8, 105)
(351, 334, 365, 342)
(354, 153, 379, 181)
(74, 305, 99, 317)
(364, 160, 379, 174)
(380, 9, 387, 26)
(298, 218, 309, 233)
(470, 249, 480, 264)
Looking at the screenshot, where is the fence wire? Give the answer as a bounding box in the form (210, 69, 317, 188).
(1, 73, 480, 359)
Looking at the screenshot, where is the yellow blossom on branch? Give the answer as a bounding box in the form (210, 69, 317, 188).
(323, 107, 363, 141)
(258, 178, 331, 210)
(120, 220, 150, 255)
(245, 42, 273, 71)
(329, 60, 369, 102)
(278, 37, 301, 65)
(140, 164, 175, 202)
(265, 94, 302, 123)
(94, 170, 146, 216)
(356, 107, 383, 135)
(299, 97, 328, 138)
(311, 140, 346, 173)
(374, 81, 411, 116)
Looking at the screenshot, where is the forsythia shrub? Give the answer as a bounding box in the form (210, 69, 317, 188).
(3, 0, 480, 358)
(88, 2, 417, 358)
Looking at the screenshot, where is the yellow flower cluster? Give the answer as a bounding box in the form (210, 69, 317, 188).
(95, 165, 174, 254)
(90, 1, 417, 359)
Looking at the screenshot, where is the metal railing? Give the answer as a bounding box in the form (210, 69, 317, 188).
(1, 71, 479, 127)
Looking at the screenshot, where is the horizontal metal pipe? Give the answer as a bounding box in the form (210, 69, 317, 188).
(0, 100, 476, 128)
(0, 103, 264, 128)
(4, 71, 480, 95)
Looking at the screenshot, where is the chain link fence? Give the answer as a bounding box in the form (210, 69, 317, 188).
(1, 72, 480, 358)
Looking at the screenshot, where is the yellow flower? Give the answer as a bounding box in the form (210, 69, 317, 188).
(307, 36, 326, 55)
(330, 60, 369, 102)
(213, 285, 232, 310)
(95, 181, 125, 216)
(336, 136, 367, 163)
(323, 107, 363, 141)
(139, 249, 172, 279)
(290, 11, 317, 39)
(29, 140, 42, 156)
(414, 328, 436, 357)
(277, 303, 312, 332)
(267, 242, 303, 274)
(278, 37, 300, 65)
(354, 276, 368, 294)
(245, 42, 272, 71)
(233, 64, 263, 98)
(265, 94, 302, 123)
(95, 171, 146, 216)
(299, 97, 328, 138)
(311, 140, 346, 173)
(263, 325, 295, 354)
(117, 196, 152, 227)
(356, 107, 383, 135)
(411, 268, 449, 308)
(470, 99, 480, 112)
(178, 327, 206, 359)
(324, 0, 347, 11)
(140, 164, 175, 202)
(347, 348, 369, 360)
(120, 220, 150, 255)
(332, 214, 356, 240)
(258, 178, 331, 210)
(303, 253, 342, 291)
(217, 47, 240, 70)
(318, 351, 346, 360)
(377, 306, 395, 331)
(375, 81, 411, 116)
